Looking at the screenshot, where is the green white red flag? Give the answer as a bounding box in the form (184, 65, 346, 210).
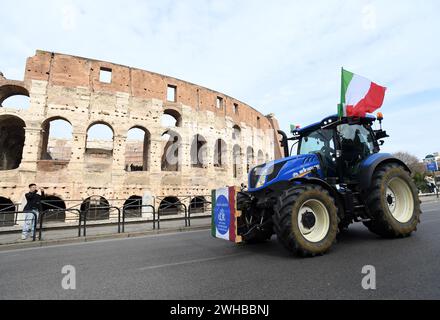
(338, 68, 387, 117)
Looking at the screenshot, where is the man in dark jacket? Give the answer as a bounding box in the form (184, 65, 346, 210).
(21, 184, 44, 240)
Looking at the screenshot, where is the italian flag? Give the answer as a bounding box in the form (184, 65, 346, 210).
(211, 187, 242, 243)
(339, 68, 387, 117)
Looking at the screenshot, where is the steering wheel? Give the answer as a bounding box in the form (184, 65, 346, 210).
(320, 146, 335, 158)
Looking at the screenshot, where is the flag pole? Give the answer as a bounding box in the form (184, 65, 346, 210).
(338, 67, 344, 119)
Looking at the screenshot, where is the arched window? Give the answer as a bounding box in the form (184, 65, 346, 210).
(233, 145, 242, 179)
(246, 147, 254, 173)
(123, 196, 142, 218)
(0, 85, 30, 110)
(40, 118, 73, 161)
(0, 115, 25, 170)
(214, 139, 227, 168)
(161, 109, 182, 127)
(257, 150, 265, 165)
(191, 134, 207, 168)
(232, 125, 241, 140)
(0, 196, 15, 227)
(86, 123, 114, 154)
(125, 127, 150, 172)
(159, 197, 182, 215)
(161, 130, 181, 171)
(41, 195, 66, 223)
(80, 196, 110, 220)
(190, 196, 207, 214)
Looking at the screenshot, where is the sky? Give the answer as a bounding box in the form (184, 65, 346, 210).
(0, 0, 439, 159)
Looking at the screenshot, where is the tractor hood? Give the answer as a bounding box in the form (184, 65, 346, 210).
(248, 154, 324, 192)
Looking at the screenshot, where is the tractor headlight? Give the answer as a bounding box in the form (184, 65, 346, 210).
(255, 165, 273, 188)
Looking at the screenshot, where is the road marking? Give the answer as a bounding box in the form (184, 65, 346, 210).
(138, 253, 247, 271)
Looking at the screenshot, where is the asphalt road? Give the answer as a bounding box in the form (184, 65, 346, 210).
(1, 200, 439, 300)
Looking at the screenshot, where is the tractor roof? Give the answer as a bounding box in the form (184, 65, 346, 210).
(296, 114, 376, 135)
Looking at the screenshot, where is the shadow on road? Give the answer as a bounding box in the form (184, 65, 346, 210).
(231, 223, 402, 259)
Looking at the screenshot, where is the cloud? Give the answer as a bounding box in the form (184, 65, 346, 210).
(0, 0, 438, 159)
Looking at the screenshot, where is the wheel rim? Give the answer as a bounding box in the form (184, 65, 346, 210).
(297, 199, 330, 242)
(386, 177, 414, 223)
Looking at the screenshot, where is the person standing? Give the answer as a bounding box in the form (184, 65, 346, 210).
(21, 184, 44, 240)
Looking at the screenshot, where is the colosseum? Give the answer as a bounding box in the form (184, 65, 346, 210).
(0, 50, 282, 224)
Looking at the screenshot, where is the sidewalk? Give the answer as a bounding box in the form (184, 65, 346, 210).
(0, 215, 212, 250)
(419, 193, 440, 202)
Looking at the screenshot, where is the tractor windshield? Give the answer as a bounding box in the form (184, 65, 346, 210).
(298, 129, 334, 157)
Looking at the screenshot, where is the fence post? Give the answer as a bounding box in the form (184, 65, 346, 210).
(118, 207, 121, 234)
(157, 208, 161, 230)
(188, 205, 191, 227)
(122, 207, 126, 233)
(183, 204, 188, 227)
(32, 212, 37, 242)
(77, 209, 82, 237)
(152, 205, 156, 230)
(39, 211, 46, 241)
(83, 209, 88, 237)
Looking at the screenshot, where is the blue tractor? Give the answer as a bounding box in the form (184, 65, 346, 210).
(237, 114, 421, 256)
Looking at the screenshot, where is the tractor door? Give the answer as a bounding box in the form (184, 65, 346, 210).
(336, 123, 376, 180)
(298, 129, 338, 178)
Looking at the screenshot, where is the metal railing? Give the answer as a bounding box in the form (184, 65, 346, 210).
(122, 204, 156, 232)
(188, 198, 212, 227)
(156, 201, 188, 230)
(38, 208, 82, 240)
(0, 195, 212, 241)
(81, 206, 121, 237)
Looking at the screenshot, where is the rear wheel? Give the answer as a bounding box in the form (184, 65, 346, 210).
(273, 185, 339, 257)
(363, 163, 421, 238)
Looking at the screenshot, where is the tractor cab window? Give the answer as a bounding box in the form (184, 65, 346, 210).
(337, 124, 375, 178)
(299, 129, 336, 177)
(337, 124, 375, 160)
(299, 129, 334, 156)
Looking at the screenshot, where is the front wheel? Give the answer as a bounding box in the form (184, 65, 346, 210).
(363, 163, 421, 238)
(273, 185, 339, 257)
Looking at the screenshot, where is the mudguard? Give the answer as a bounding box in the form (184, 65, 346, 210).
(359, 153, 410, 191)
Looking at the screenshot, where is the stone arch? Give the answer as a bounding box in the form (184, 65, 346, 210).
(246, 147, 255, 173)
(161, 109, 182, 127)
(233, 144, 242, 179)
(0, 196, 15, 227)
(232, 124, 241, 140)
(41, 195, 66, 223)
(85, 121, 114, 154)
(159, 196, 182, 215)
(0, 114, 25, 170)
(161, 130, 181, 171)
(190, 196, 207, 214)
(39, 116, 73, 161)
(123, 195, 142, 218)
(190, 134, 207, 168)
(214, 139, 227, 168)
(80, 196, 110, 220)
(0, 84, 30, 110)
(125, 126, 150, 172)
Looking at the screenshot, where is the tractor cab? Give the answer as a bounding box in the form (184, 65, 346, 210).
(292, 114, 388, 183)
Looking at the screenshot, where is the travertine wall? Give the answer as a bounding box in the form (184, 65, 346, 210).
(0, 50, 282, 214)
